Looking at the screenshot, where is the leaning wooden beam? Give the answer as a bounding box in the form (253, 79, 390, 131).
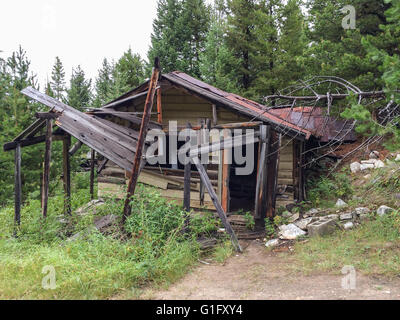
(123, 58, 160, 221)
(42, 119, 53, 218)
(183, 123, 192, 211)
(14, 143, 22, 228)
(62, 133, 71, 215)
(192, 156, 242, 252)
(184, 131, 260, 158)
(68, 140, 83, 156)
(97, 158, 109, 174)
(157, 88, 163, 123)
(13, 119, 45, 141)
(101, 87, 159, 109)
(90, 149, 96, 200)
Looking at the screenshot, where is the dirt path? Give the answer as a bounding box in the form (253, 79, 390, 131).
(146, 241, 400, 300)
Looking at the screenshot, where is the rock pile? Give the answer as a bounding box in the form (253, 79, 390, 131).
(265, 202, 395, 248)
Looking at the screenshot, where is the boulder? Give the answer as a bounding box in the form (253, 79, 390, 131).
(278, 224, 307, 240)
(350, 162, 361, 173)
(395, 154, 400, 162)
(340, 212, 354, 221)
(377, 205, 394, 217)
(343, 222, 354, 230)
(374, 160, 385, 169)
(335, 199, 348, 208)
(289, 213, 300, 223)
(325, 214, 339, 221)
(265, 239, 280, 248)
(353, 207, 370, 216)
(295, 217, 314, 230)
(305, 208, 320, 217)
(360, 163, 375, 171)
(307, 218, 338, 237)
(369, 151, 380, 159)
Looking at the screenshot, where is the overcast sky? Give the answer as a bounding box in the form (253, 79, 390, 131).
(1, 0, 159, 88)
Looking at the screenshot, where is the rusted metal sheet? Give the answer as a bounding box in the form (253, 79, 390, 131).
(162, 72, 312, 140)
(269, 107, 356, 142)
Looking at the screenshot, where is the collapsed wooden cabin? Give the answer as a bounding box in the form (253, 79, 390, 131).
(4, 62, 356, 251)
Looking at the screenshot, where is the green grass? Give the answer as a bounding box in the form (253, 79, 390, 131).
(292, 212, 400, 276)
(0, 173, 211, 299)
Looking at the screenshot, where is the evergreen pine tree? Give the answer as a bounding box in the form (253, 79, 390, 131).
(113, 49, 145, 97)
(67, 65, 92, 111)
(93, 58, 114, 107)
(50, 56, 66, 101)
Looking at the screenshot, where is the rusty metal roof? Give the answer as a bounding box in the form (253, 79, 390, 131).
(268, 107, 356, 142)
(162, 71, 313, 140)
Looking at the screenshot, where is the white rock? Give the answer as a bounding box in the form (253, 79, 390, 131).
(289, 213, 300, 223)
(336, 199, 348, 208)
(354, 207, 370, 216)
(344, 222, 354, 230)
(377, 205, 394, 217)
(325, 214, 339, 220)
(350, 162, 361, 173)
(395, 154, 400, 162)
(306, 208, 320, 216)
(374, 160, 385, 169)
(340, 212, 354, 221)
(265, 239, 280, 248)
(369, 151, 379, 159)
(279, 224, 307, 240)
(361, 159, 378, 164)
(295, 217, 314, 230)
(360, 163, 375, 171)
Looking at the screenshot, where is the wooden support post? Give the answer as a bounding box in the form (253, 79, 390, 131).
(199, 119, 211, 205)
(221, 130, 231, 213)
(62, 133, 71, 215)
(265, 131, 281, 218)
(157, 88, 163, 124)
(192, 156, 242, 252)
(212, 104, 217, 126)
(14, 143, 22, 228)
(123, 58, 160, 222)
(90, 149, 96, 200)
(183, 123, 192, 212)
(299, 141, 305, 202)
(42, 119, 53, 218)
(254, 125, 270, 219)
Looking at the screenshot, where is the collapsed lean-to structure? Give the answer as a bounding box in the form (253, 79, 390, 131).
(4, 62, 357, 251)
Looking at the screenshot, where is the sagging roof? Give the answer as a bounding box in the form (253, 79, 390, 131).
(102, 71, 313, 140)
(163, 72, 312, 140)
(14, 87, 162, 172)
(268, 107, 356, 142)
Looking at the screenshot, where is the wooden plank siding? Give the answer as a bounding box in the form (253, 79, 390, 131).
(97, 86, 297, 214)
(276, 137, 295, 209)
